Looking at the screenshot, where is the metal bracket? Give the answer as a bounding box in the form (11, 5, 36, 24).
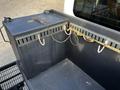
(0, 26, 9, 43)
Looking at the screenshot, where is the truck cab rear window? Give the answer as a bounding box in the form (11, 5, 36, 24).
(73, 0, 120, 31)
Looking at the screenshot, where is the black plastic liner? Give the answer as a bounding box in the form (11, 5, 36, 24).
(27, 59, 105, 90)
(67, 36, 120, 90)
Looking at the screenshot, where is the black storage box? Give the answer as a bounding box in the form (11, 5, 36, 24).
(3, 10, 120, 90)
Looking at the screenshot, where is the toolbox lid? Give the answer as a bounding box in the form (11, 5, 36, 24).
(3, 11, 68, 37)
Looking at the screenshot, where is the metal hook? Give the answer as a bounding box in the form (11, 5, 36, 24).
(83, 36, 94, 42)
(63, 25, 72, 35)
(97, 40, 109, 54)
(37, 34, 45, 46)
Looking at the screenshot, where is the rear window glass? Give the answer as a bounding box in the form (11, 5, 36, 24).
(73, 0, 120, 31)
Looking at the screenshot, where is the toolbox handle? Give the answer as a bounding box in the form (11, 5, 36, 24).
(0, 25, 9, 43)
